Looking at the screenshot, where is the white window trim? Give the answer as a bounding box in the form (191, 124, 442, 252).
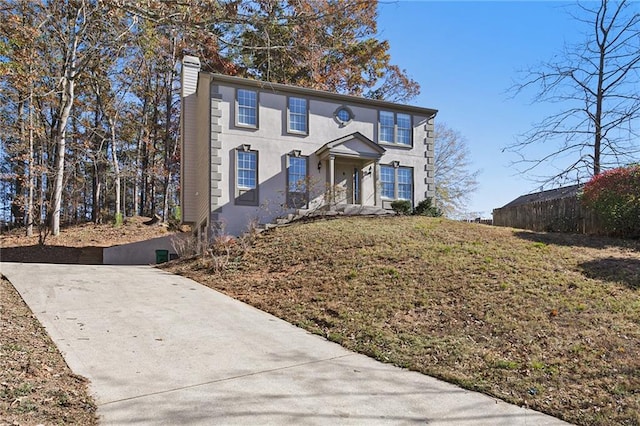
(380, 162, 414, 202)
(378, 111, 413, 146)
(234, 146, 259, 206)
(286, 152, 309, 208)
(380, 164, 396, 200)
(235, 88, 259, 129)
(286, 96, 309, 135)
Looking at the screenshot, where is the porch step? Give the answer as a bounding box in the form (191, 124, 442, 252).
(259, 204, 392, 234)
(334, 204, 392, 216)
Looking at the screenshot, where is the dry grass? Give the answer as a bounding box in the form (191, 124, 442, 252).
(0, 278, 97, 425)
(167, 216, 640, 426)
(1, 216, 173, 249)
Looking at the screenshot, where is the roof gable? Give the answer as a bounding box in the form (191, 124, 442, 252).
(315, 132, 386, 160)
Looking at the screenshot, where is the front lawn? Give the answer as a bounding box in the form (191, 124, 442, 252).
(168, 216, 640, 425)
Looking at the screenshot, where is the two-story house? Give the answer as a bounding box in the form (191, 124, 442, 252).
(180, 56, 438, 240)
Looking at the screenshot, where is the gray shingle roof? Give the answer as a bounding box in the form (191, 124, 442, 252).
(499, 184, 583, 209)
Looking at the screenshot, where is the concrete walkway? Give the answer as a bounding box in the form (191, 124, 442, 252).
(0, 263, 569, 425)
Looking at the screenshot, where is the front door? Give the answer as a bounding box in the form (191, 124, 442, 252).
(334, 162, 360, 204)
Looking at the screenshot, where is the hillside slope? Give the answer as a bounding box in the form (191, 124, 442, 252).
(168, 216, 640, 426)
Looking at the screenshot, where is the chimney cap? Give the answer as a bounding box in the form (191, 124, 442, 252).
(183, 55, 201, 68)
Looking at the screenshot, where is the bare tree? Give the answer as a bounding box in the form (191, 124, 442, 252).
(434, 123, 480, 218)
(507, 0, 640, 185)
(46, 1, 135, 235)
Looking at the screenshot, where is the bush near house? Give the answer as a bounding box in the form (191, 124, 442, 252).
(391, 198, 442, 217)
(414, 198, 442, 217)
(390, 200, 412, 215)
(581, 165, 640, 238)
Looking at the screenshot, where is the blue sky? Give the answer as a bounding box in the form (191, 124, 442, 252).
(377, 1, 588, 218)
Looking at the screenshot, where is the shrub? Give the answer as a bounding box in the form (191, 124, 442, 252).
(414, 198, 442, 217)
(114, 212, 123, 227)
(168, 205, 182, 231)
(581, 165, 640, 238)
(172, 205, 181, 222)
(391, 200, 412, 215)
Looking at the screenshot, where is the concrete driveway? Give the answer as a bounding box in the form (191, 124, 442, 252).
(0, 263, 568, 425)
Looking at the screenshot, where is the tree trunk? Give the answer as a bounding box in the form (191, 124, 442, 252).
(38, 140, 46, 229)
(147, 90, 161, 217)
(162, 36, 178, 221)
(15, 97, 25, 227)
(134, 93, 149, 216)
(50, 37, 77, 235)
(594, 9, 606, 177)
(26, 84, 34, 236)
(109, 117, 121, 220)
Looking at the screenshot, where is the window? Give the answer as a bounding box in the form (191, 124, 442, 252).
(397, 167, 413, 200)
(288, 157, 307, 192)
(379, 111, 395, 143)
(235, 148, 258, 205)
(236, 89, 257, 127)
(379, 111, 412, 145)
(237, 151, 256, 189)
(288, 97, 307, 134)
(287, 155, 308, 208)
(397, 113, 411, 145)
(380, 164, 413, 201)
(380, 165, 395, 199)
(334, 106, 354, 126)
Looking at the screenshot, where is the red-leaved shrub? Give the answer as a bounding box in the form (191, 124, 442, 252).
(581, 165, 640, 238)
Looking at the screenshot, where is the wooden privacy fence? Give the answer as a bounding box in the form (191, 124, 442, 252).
(493, 196, 604, 234)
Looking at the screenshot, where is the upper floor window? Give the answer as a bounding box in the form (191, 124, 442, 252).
(236, 89, 257, 127)
(288, 97, 307, 134)
(334, 106, 354, 126)
(379, 111, 412, 145)
(379, 111, 395, 143)
(396, 113, 412, 145)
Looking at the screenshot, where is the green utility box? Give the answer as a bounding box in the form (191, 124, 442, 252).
(155, 249, 169, 264)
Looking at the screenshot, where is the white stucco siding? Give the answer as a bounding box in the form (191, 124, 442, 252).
(198, 75, 435, 235)
(307, 100, 375, 140)
(376, 113, 434, 205)
(214, 85, 373, 145)
(181, 60, 436, 240)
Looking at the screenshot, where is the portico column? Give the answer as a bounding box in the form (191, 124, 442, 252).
(329, 155, 336, 207)
(374, 160, 381, 207)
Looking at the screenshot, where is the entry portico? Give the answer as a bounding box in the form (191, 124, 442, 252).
(315, 132, 386, 207)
